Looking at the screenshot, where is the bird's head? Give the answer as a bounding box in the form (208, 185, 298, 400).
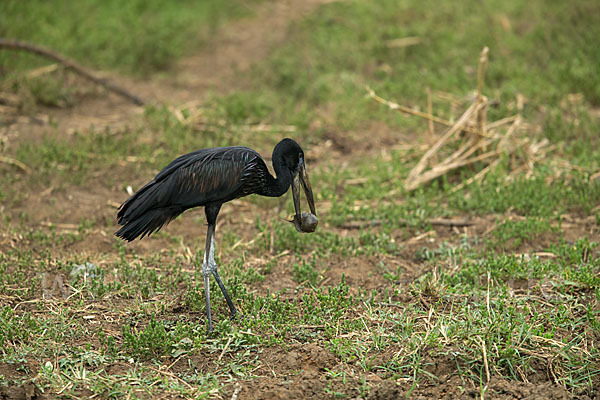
(274, 138, 317, 224)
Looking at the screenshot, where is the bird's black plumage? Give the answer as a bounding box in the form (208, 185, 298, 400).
(114, 138, 317, 331)
(116, 146, 273, 241)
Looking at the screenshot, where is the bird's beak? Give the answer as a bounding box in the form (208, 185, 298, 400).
(292, 157, 316, 219)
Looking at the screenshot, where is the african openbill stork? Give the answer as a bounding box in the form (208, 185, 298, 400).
(115, 138, 317, 331)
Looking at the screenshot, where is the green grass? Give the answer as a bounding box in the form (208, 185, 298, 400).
(170, 0, 598, 146)
(1, 235, 598, 397)
(1, 0, 600, 398)
(0, 0, 259, 75)
(0, 0, 262, 108)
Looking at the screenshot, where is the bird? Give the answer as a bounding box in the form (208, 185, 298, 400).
(115, 138, 316, 332)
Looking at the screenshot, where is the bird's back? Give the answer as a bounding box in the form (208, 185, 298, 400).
(116, 146, 268, 240)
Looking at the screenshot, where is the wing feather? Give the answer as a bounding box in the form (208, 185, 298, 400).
(117, 146, 266, 225)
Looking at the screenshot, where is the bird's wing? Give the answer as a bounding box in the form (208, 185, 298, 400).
(169, 146, 263, 206)
(117, 146, 266, 224)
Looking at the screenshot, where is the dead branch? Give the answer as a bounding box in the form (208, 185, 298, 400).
(405, 100, 486, 189)
(0, 155, 31, 174)
(0, 38, 145, 106)
(366, 86, 494, 138)
(427, 218, 475, 227)
(367, 47, 563, 192)
(339, 220, 382, 229)
(450, 158, 500, 193)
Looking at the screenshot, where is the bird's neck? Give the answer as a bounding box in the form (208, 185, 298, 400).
(263, 154, 291, 197)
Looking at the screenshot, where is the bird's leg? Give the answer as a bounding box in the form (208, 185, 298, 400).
(202, 204, 238, 332)
(207, 233, 237, 319)
(202, 224, 214, 332)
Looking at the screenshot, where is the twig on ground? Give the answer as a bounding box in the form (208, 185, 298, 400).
(0, 155, 31, 174)
(479, 336, 491, 384)
(405, 230, 435, 244)
(426, 87, 434, 139)
(426, 218, 475, 227)
(217, 337, 233, 363)
(339, 220, 382, 229)
(0, 38, 145, 106)
(230, 383, 242, 400)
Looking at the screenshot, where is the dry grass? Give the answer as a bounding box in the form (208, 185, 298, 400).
(367, 47, 586, 192)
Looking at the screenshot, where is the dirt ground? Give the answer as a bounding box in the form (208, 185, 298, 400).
(1, 1, 599, 399)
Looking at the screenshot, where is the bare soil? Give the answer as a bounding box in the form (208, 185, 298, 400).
(1, 1, 599, 399)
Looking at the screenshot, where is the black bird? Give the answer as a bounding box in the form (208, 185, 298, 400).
(115, 138, 316, 331)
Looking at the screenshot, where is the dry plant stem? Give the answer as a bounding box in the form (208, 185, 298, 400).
(405, 101, 485, 189)
(371, 47, 561, 192)
(479, 336, 491, 384)
(426, 87, 434, 138)
(439, 134, 479, 167)
(366, 86, 450, 125)
(476, 47, 489, 100)
(498, 116, 522, 148)
(367, 85, 496, 139)
(367, 86, 483, 136)
(410, 147, 503, 189)
(26, 63, 60, 78)
(450, 158, 500, 193)
(448, 117, 521, 192)
(487, 114, 519, 130)
(0, 155, 31, 174)
(476, 47, 489, 145)
(0, 38, 145, 106)
(230, 383, 242, 400)
(550, 159, 591, 173)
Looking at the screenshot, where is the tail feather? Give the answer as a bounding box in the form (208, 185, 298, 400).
(115, 207, 182, 241)
(117, 178, 173, 223)
(115, 178, 184, 241)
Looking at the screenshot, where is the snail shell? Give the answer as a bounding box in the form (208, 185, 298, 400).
(292, 212, 318, 233)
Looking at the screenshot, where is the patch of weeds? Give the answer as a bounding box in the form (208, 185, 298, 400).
(100, 255, 188, 299)
(300, 277, 354, 326)
(1, 0, 261, 77)
(183, 280, 208, 313)
(122, 315, 202, 359)
(13, 74, 75, 108)
(255, 219, 358, 256)
(97, 327, 119, 356)
(216, 91, 275, 124)
(415, 239, 472, 264)
(292, 257, 319, 286)
(491, 216, 558, 249)
(451, 172, 600, 216)
(225, 257, 265, 285)
(0, 307, 41, 348)
(358, 230, 400, 256)
(14, 126, 139, 184)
